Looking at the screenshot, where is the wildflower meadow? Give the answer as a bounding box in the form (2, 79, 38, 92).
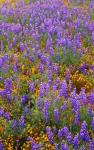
(0, 0, 94, 149)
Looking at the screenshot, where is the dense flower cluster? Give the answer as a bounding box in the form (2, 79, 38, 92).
(0, 0, 94, 149)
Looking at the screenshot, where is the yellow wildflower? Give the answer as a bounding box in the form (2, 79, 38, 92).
(0, 0, 5, 4)
(35, 88, 39, 97)
(22, 65, 25, 70)
(31, 66, 36, 74)
(7, 143, 12, 150)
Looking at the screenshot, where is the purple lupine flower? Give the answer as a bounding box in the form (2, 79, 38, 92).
(92, 31, 94, 45)
(88, 108, 93, 117)
(21, 95, 28, 105)
(37, 52, 42, 59)
(56, 53, 60, 62)
(59, 80, 68, 99)
(29, 81, 34, 93)
(88, 93, 94, 105)
(0, 108, 10, 121)
(47, 69, 52, 81)
(2, 54, 8, 62)
(32, 141, 40, 150)
(1, 7, 6, 15)
(36, 98, 42, 110)
(70, 88, 80, 110)
(4, 112, 10, 121)
(58, 127, 69, 139)
(58, 129, 62, 139)
(39, 83, 45, 97)
(55, 143, 58, 150)
(7, 8, 13, 16)
(74, 110, 80, 125)
(90, 65, 94, 70)
(20, 42, 25, 52)
(0, 77, 2, 81)
(0, 89, 6, 97)
(0, 108, 4, 116)
(16, 24, 22, 34)
(52, 63, 58, 74)
(73, 134, 79, 149)
(65, 72, 70, 82)
(19, 116, 25, 127)
(27, 137, 33, 141)
(52, 84, 57, 91)
(60, 102, 67, 111)
(4, 78, 13, 94)
(62, 38, 67, 46)
(46, 126, 53, 144)
(0, 58, 3, 68)
(28, 137, 40, 150)
(54, 97, 59, 104)
(80, 121, 90, 142)
(48, 79, 52, 87)
(39, 82, 50, 97)
(62, 126, 69, 138)
(79, 88, 87, 105)
(62, 143, 69, 150)
(6, 92, 12, 103)
(23, 107, 29, 115)
(45, 83, 50, 93)
(46, 58, 51, 68)
(0, 141, 4, 150)
(60, 142, 69, 150)
(12, 119, 17, 129)
(80, 146, 85, 150)
(12, 36, 17, 47)
(60, 141, 64, 150)
(8, 42, 12, 50)
(49, 47, 54, 56)
(89, 139, 94, 150)
(67, 133, 73, 144)
(41, 55, 46, 64)
(13, 60, 18, 72)
(53, 127, 57, 135)
(91, 117, 94, 132)
(54, 108, 59, 123)
(39, 63, 44, 73)
(67, 39, 72, 48)
(79, 63, 87, 75)
(43, 101, 49, 123)
(29, 56, 34, 62)
(69, 80, 73, 92)
(46, 38, 52, 50)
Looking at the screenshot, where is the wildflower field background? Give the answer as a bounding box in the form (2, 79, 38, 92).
(0, 0, 94, 149)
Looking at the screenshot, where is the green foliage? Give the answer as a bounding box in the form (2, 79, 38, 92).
(24, 0, 30, 4)
(91, 12, 94, 21)
(63, 50, 81, 66)
(87, 75, 94, 86)
(3, 120, 25, 138)
(80, 106, 92, 129)
(28, 108, 44, 130)
(82, 36, 92, 48)
(51, 47, 63, 63)
(18, 80, 29, 94)
(51, 48, 81, 66)
(40, 33, 48, 49)
(11, 100, 23, 119)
